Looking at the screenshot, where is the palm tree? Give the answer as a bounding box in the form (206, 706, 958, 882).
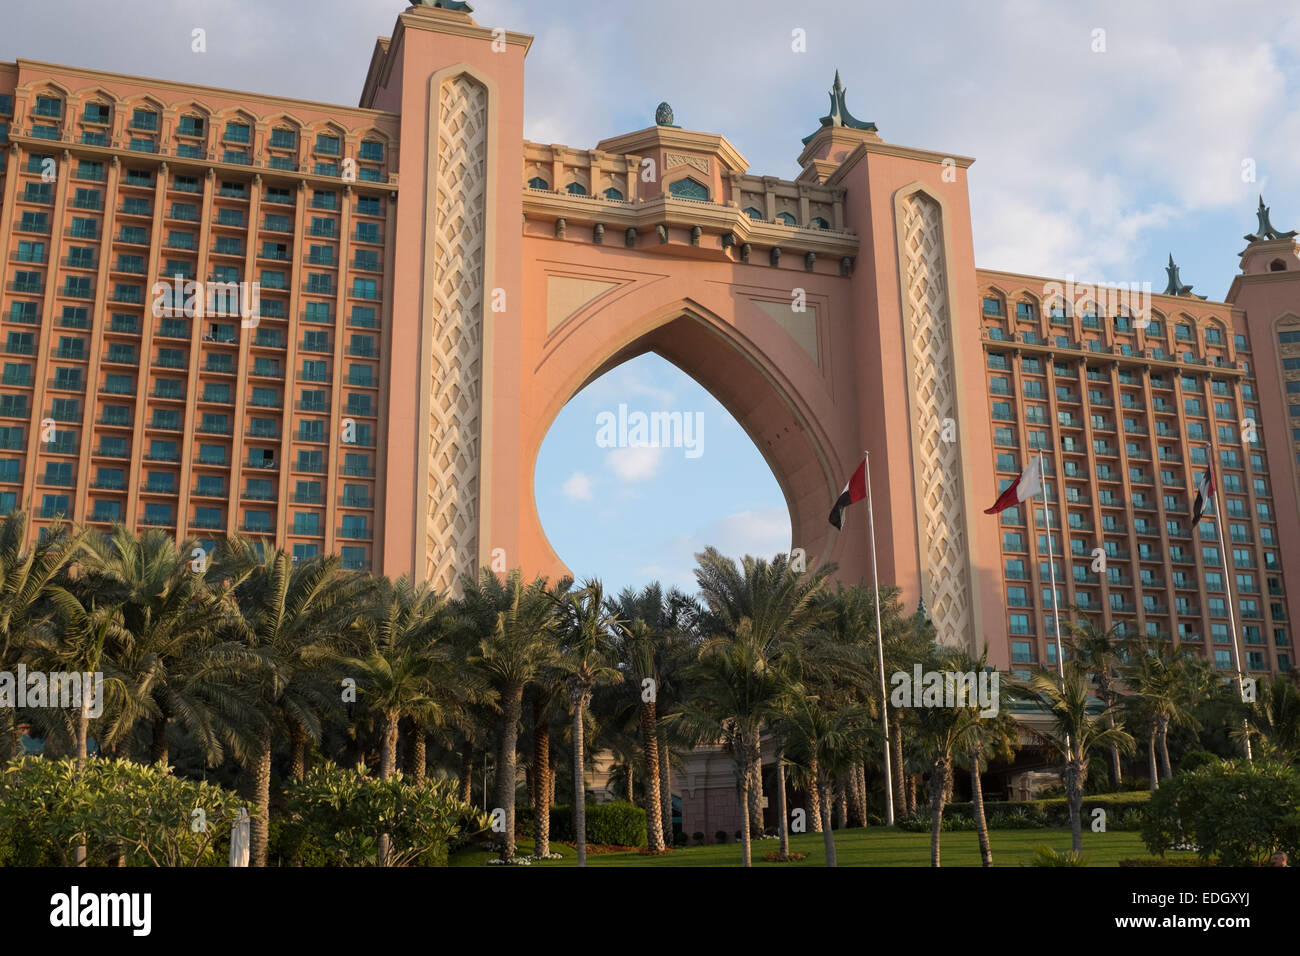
(779, 683, 868, 866)
(1025, 664, 1135, 854)
(692, 547, 834, 837)
(0, 513, 86, 761)
(1244, 676, 1300, 763)
(675, 619, 788, 867)
(554, 579, 623, 866)
(910, 646, 980, 867)
(76, 526, 248, 765)
(1065, 611, 1127, 788)
(1123, 637, 1204, 783)
(457, 568, 563, 862)
(346, 575, 484, 865)
(211, 539, 361, 867)
(950, 648, 1018, 867)
(606, 583, 695, 852)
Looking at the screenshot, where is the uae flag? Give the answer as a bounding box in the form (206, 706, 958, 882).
(828, 458, 867, 529)
(1192, 468, 1215, 524)
(983, 456, 1043, 515)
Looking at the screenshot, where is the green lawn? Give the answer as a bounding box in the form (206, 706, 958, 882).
(450, 827, 1201, 867)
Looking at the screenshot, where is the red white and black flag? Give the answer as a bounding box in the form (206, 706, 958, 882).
(983, 456, 1043, 515)
(1192, 468, 1216, 524)
(828, 458, 867, 529)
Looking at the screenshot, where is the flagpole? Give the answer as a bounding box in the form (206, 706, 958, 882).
(1208, 484, 1254, 761)
(864, 450, 895, 826)
(1039, 453, 1065, 679)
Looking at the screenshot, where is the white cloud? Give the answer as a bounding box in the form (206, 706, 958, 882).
(605, 445, 664, 482)
(561, 471, 594, 501)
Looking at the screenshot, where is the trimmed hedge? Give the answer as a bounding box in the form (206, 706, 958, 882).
(896, 792, 1152, 832)
(515, 801, 647, 847)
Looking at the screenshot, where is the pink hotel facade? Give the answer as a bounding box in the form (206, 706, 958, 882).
(0, 1, 1299, 684)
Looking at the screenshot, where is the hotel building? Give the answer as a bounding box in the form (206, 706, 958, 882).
(0, 0, 1297, 689)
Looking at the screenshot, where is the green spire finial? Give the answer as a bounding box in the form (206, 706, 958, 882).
(1245, 195, 1297, 242)
(1163, 254, 1195, 296)
(802, 70, 877, 145)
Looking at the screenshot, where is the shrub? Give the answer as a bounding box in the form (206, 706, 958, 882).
(0, 756, 244, 867)
(692, 831, 705, 846)
(1031, 846, 1086, 866)
(1141, 760, 1300, 867)
(1178, 749, 1221, 774)
(281, 763, 487, 866)
(715, 830, 728, 844)
(583, 802, 647, 847)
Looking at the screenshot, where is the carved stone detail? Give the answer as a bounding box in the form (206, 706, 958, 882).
(900, 192, 973, 649)
(426, 74, 488, 592)
(664, 152, 710, 176)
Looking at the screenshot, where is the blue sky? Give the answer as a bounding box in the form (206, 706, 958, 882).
(8, 0, 1300, 594)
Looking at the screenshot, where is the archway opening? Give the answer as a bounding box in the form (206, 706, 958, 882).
(534, 352, 792, 596)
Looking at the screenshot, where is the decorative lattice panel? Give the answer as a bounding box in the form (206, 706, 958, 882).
(427, 75, 488, 592)
(901, 193, 973, 648)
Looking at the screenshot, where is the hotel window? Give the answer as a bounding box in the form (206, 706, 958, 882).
(341, 547, 367, 570)
(982, 297, 1004, 317)
(245, 478, 274, 500)
(357, 196, 382, 217)
(0, 95, 11, 114)
(1009, 616, 1031, 636)
(359, 140, 384, 162)
(315, 133, 341, 156)
(0, 460, 18, 483)
(296, 450, 324, 473)
(293, 513, 321, 535)
(340, 515, 368, 539)
(131, 108, 158, 132)
(31, 123, 59, 140)
(299, 420, 325, 443)
(352, 279, 378, 300)
(224, 121, 251, 144)
(83, 102, 110, 124)
(270, 128, 297, 150)
(356, 222, 381, 243)
(34, 95, 63, 118)
(41, 495, 71, 519)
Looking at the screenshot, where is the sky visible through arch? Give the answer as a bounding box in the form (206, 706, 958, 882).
(534, 354, 791, 597)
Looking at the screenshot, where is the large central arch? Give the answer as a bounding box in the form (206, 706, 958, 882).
(529, 298, 843, 578)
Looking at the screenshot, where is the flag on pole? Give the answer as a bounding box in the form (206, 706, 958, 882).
(1192, 468, 1215, 524)
(828, 457, 867, 529)
(983, 456, 1043, 515)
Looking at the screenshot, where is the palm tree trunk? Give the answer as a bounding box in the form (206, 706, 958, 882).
(249, 730, 272, 867)
(852, 759, 863, 827)
(288, 722, 307, 781)
(1067, 760, 1084, 855)
(776, 745, 790, 857)
(496, 681, 524, 861)
(572, 686, 589, 867)
(75, 708, 89, 866)
(532, 698, 551, 857)
(970, 743, 992, 867)
(627, 766, 633, 802)
(846, 762, 864, 827)
(150, 717, 168, 765)
(739, 747, 753, 868)
(907, 774, 918, 816)
(639, 700, 665, 852)
(928, 755, 950, 867)
(818, 772, 837, 866)
(836, 781, 847, 829)
(409, 723, 426, 786)
(658, 728, 673, 845)
(1157, 714, 1173, 780)
(748, 748, 764, 837)
(548, 745, 557, 809)
(457, 746, 473, 804)
(1147, 726, 1159, 791)
(378, 710, 399, 867)
(808, 757, 823, 832)
(890, 718, 907, 815)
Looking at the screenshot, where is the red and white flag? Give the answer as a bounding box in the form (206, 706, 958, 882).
(1191, 468, 1215, 524)
(828, 458, 867, 529)
(984, 457, 1043, 515)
